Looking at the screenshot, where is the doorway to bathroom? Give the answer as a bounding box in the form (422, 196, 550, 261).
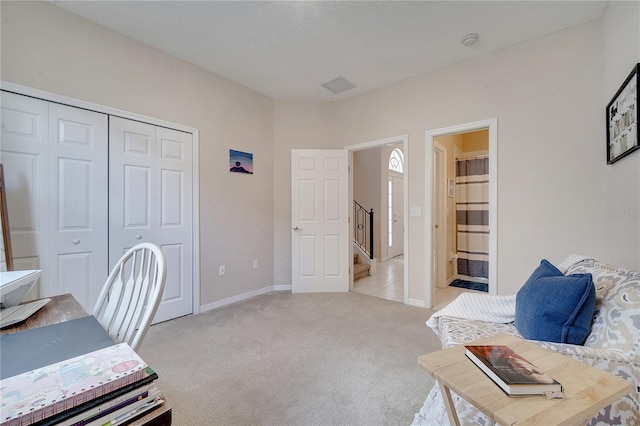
(425, 119, 497, 309)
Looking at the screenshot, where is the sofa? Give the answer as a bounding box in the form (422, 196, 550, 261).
(413, 255, 639, 426)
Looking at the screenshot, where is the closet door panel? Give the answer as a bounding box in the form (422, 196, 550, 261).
(109, 117, 156, 267)
(57, 252, 91, 306)
(48, 103, 107, 308)
(154, 127, 193, 323)
(110, 118, 193, 323)
(0, 92, 48, 295)
(123, 165, 151, 228)
(0, 153, 41, 257)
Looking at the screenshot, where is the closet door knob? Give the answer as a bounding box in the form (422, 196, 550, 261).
(135, 234, 142, 240)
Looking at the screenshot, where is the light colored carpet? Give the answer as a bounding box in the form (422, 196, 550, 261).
(138, 291, 441, 426)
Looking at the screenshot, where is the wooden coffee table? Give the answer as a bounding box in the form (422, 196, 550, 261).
(418, 333, 632, 426)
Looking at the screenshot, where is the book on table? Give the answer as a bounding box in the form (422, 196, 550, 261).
(0, 342, 155, 426)
(465, 344, 563, 396)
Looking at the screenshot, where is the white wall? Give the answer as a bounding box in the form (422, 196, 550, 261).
(1, 1, 275, 308)
(272, 101, 337, 287)
(353, 147, 382, 259)
(600, 1, 640, 271)
(274, 19, 636, 302)
(4, 1, 637, 308)
(340, 18, 637, 299)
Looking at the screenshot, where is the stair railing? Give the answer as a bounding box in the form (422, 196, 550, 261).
(353, 201, 374, 260)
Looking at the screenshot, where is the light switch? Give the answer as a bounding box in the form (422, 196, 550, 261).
(410, 207, 422, 217)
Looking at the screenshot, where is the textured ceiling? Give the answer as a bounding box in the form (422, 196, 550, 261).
(52, 1, 607, 101)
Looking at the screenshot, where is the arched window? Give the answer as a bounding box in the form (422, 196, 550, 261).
(388, 148, 404, 173)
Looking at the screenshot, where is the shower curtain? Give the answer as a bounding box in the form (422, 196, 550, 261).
(455, 156, 489, 280)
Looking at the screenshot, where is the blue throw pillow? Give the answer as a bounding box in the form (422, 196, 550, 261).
(514, 259, 595, 345)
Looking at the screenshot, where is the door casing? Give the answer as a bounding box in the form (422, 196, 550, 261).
(345, 135, 409, 304)
(425, 119, 497, 309)
(432, 142, 447, 290)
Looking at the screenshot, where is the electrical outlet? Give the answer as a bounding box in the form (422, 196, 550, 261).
(218, 265, 225, 276)
(253, 259, 259, 269)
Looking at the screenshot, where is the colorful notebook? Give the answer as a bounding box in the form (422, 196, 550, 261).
(0, 343, 150, 426)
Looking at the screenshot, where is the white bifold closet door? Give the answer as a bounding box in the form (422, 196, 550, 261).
(0, 93, 49, 278)
(48, 103, 108, 306)
(1, 91, 108, 307)
(109, 116, 193, 323)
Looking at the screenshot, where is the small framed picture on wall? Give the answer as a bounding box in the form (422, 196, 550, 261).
(606, 63, 639, 164)
(229, 149, 253, 174)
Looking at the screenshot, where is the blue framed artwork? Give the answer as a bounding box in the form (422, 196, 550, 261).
(229, 149, 253, 174)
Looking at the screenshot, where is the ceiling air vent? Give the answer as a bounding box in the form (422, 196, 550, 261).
(321, 76, 356, 94)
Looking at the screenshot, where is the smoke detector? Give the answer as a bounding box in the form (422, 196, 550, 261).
(461, 33, 479, 47)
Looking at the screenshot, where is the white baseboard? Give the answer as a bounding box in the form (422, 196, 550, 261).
(200, 286, 279, 313)
(408, 298, 425, 308)
(273, 285, 292, 291)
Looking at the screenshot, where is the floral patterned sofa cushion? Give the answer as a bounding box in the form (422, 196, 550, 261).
(565, 258, 640, 357)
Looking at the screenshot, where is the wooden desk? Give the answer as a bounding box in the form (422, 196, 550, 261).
(0, 293, 88, 334)
(1, 294, 172, 426)
(418, 333, 632, 426)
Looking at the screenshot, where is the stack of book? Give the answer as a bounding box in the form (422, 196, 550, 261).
(0, 315, 168, 426)
(0, 342, 164, 426)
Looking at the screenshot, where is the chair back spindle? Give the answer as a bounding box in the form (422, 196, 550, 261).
(93, 243, 166, 352)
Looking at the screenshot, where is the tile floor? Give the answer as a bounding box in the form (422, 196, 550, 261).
(352, 256, 480, 309)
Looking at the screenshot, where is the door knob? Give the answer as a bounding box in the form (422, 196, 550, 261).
(135, 234, 142, 240)
(72, 239, 80, 245)
(293, 226, 302, 231)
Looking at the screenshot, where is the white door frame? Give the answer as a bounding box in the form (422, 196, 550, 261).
(433, 141, 447, 290)
(1, 81, 201, 316)
(425, 119, 497, 309)
(345, 135, 409, 304)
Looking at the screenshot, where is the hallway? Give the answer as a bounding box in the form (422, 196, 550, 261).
(352, 256, 479, 310)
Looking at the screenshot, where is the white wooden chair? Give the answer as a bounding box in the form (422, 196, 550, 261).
(93, 243, 166, 352)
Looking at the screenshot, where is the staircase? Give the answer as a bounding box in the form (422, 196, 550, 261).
(354, 253, 370, 281)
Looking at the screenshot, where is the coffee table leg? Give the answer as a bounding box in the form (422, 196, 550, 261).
(438, 382, 461, 426)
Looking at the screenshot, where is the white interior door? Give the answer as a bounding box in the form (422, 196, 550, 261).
(291, 149, 349, 293)
(109, 117, 193, 323)
(48, 103, 108, 309)
(154, 126, 193, 323)
(0, 92, 49, 289)
(109, 117, 154, 266)
(1, 93, 108, 308)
